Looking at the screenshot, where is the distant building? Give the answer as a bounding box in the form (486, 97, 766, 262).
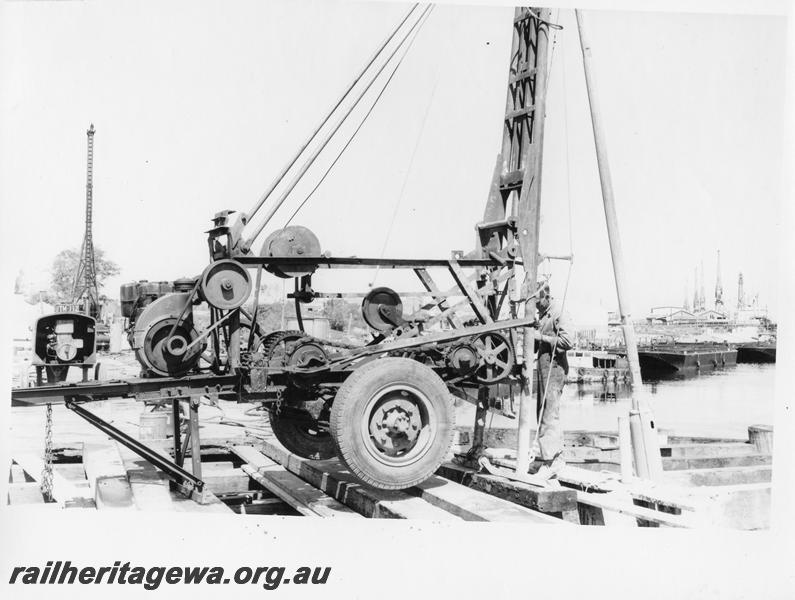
(645, 306, 727, 325)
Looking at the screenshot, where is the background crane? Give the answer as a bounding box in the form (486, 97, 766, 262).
(71, 124, 100, 320)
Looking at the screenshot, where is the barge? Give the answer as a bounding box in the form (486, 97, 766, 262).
(736, 342, 776, 363)
(637, 343, 737, 377)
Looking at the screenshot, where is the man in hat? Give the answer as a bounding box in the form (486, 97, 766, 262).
(531, 283, 573, 479)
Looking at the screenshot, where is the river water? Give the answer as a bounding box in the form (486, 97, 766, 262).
(455, 363, 776, 440)
(563, 363, 776, 439)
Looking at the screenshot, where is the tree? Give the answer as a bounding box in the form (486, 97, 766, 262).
(322, 298, 365, 332)
(50, 247, 120, 301)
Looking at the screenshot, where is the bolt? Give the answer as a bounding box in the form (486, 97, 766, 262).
(221, 278, 233, 291)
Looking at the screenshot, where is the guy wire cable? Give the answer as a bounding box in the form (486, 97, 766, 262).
(242, 4, 434, 251)
(282, 6, 435, 229)
(244, 3, 420, 225)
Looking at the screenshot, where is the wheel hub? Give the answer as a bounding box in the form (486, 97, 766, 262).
(368, 396, 423, 456)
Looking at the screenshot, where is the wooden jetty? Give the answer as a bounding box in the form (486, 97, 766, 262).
(6, 399, 772, 528)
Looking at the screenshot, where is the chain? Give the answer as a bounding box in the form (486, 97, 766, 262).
(41, 403, 54, 502)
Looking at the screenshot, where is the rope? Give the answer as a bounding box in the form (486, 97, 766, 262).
(247, 4, 433, 243)
(528, 15, 576, 464)
(371, 28, 439, 287)
(282, 6, 434, 230)
(246, 3, 420, 223)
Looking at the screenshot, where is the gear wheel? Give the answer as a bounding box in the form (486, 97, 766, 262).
(261, 330, 335, 460)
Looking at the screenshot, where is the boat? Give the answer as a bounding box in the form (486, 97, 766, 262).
(567, 349, 630, 384)
(736, 341, 776, 363)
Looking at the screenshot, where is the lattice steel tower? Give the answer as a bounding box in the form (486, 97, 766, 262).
(72, 124, 100, 318)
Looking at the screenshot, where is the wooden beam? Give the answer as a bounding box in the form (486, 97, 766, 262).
(249, 436, 463, 521)
(12, 452, 95, 509)
(8, 482, 45, 505)
(663, 454, 771, 471)
(575, 490, 700, 528)
(116, 443, 232, 514)
(82, 442, 135, 510)
(437, 462, 577, 515)
(411, 475, 566, 524)
(232, 446, 360, 518)
(659, 443, 755, 458)
(663, 465, 772, 487)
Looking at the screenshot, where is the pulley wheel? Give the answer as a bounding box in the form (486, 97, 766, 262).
(140, 318, 204, 377)
(472, 331, 514, 384)
(260, 225, 321, 278)
(200, 259, 252, 310)
(361, 287, 403, 332)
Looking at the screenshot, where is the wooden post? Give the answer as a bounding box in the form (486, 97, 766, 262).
(748, 425, 773, 454)
(575, 9, 642, 396)
(188, 398, 203, 482)
(618, 415, 633, 481)
(576, 9, 663, 480)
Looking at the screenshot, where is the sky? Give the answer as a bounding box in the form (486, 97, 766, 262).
(0, 0, 788, 328)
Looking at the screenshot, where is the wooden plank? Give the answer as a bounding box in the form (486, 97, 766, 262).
(115, 444, 177, 512)
(660, 443, 755, 459)
(575, 490, 701, 528)
(437, 463, 577, 515)
(114, 444, 231, 513)
(700, 483, 771, 530)
(247, 437, 463, 521)
(12, 453, 95, 509)
(559, 465, 708, 513)
(10, 463, 31, 483)
(203, 466, 251, 495)
(411, 475, 566, 524)
(55, 463, 92, 482)
(241, 465, 360, 519)
(8, 482, 45, 505)
(663, 454, 771, 471)
(663, 465, 772, 487)
(232, 446, 359, 518)
(668, 435, 747, 445)
(82, 442, 135, 510)
(153, 445, 233, 514)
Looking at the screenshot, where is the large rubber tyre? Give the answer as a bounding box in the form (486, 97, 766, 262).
(269, 410, 336, 460)
(330, 357, 454, 490)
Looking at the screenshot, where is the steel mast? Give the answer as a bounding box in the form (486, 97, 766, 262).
(72, 124, 100, 319)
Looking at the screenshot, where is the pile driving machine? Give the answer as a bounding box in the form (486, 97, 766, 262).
(13, 6, 555, 498)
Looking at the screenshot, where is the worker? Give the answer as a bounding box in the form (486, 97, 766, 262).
(530, 283, 573, 479)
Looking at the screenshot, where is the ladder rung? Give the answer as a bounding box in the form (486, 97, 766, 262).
(499, 170, 523, 190)
(509, 67, 537, 85)
(504, 105, 536, 122)
(514, 9, 537, 24)
(477, 218, 515, 232)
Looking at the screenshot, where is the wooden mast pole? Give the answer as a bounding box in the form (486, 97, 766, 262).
(575, 9, 663, 480)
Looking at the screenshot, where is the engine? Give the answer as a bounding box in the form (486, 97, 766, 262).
(32, 313, 97, 383)
(120, 278, 204, 377)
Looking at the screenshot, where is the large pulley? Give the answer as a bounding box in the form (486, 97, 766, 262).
(361, 287, 405, 332)
(139, 318, 204, 377)
(472, 331, 514, 384)
(260, 225, 321, 278)
(200, 259, 251, 310)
